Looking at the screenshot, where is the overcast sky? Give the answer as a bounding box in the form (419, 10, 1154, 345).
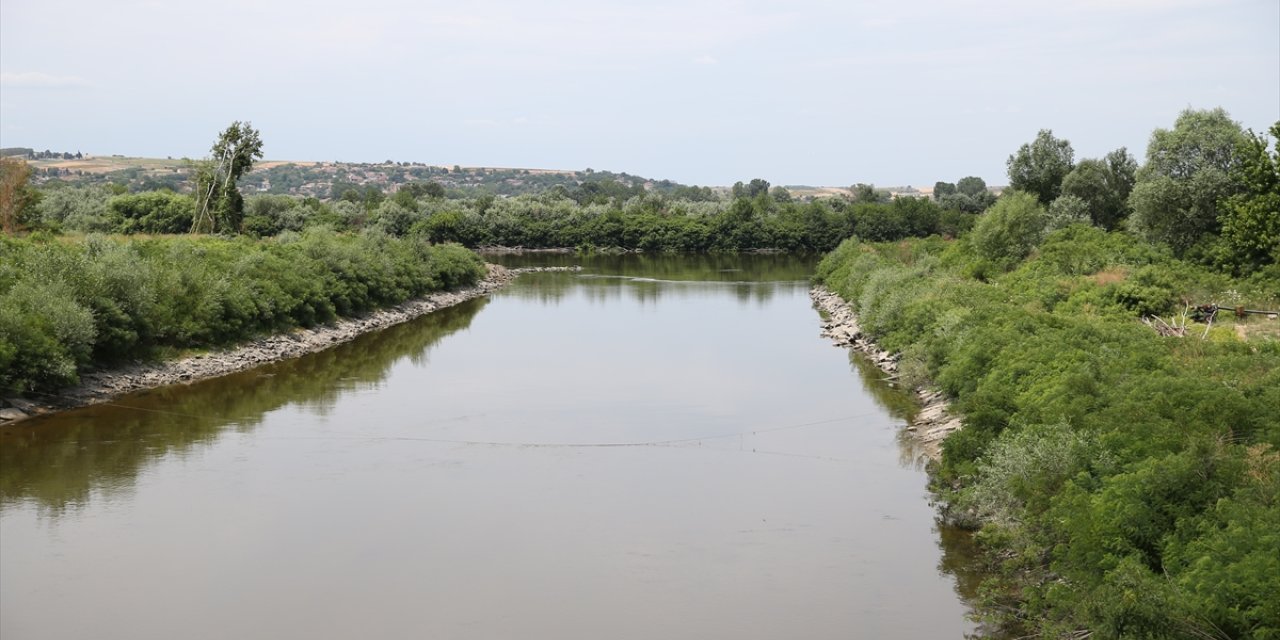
(1, 0, 1277, 187)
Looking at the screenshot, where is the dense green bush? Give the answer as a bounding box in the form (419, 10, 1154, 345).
(969, 190, 1047, 270)
(106, 191, 195, 234)
(0, 232, 485, 392)
(34, 184, 114, 231)
(815, 230, 1280, 637)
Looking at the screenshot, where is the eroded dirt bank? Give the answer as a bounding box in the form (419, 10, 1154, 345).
(1, 264, 579, 422)
(811, 286, 962, 459)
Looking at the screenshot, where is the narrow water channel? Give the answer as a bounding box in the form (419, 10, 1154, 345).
(1, 254, 978, 639)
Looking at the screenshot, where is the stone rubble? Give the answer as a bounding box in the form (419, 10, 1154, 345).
(1, 264, 581, 424)
(810, 286, 963, 460)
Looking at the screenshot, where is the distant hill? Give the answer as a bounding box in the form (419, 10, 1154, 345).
(21, 155, 707, 199)
(20, 154, 973, 201)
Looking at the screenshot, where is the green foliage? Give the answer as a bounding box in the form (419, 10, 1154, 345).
(241, 194, 309, 237)
(1046, 194, 1090, 232)
(1129, 108, 1249, 255)
(1059, 148, 1137, 229)
(956, 421, 1111, 528)
(193, 121, 264, 233)
(1217, 122, 1280, 275)
(399, 181, 445, 199)
(730, 178, 771, 200)
(1, 157, 40, 233)
(814, 227, 1280, 637)
(970, 191, 1047, 269)
(934, 176, 996, 214)
(106, 191, 195, 234)
(0, 276, 97, 388)
(1007, 129, 1075, 205)
(0, 232, 485, 393)
(34, 184, 113, 232)
(850, 182, 889, 204)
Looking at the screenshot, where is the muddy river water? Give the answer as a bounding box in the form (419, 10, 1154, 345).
(1, 254, 979, 638)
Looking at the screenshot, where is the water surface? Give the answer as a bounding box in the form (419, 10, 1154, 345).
(1, 254, 975, 639)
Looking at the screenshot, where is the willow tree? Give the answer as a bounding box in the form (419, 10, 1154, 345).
(1127, 108, 1247, 255)
(192, 121, 263, 233)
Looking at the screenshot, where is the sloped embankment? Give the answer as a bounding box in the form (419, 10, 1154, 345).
(1, 265, 579, 421)
(811, 286, 961, 459)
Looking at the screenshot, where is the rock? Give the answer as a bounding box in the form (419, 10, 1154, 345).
(0, 407, 28, 422)
(812, 284, 966, 462)
(4, 397, 38, 413)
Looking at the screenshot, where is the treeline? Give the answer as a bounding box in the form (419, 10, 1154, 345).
(1004, 110, 1278, 276)
(0, 231, 485, 392)
(815, 108, 1280, 637)
(0, 148, 83, 160)
(24, 180, 976, 252)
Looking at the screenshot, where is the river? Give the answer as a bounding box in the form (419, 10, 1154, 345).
(1, 253, 979, 639)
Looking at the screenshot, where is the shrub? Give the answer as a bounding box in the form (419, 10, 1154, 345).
(107, 191, 195, 234)
(970, 191, 1047, 269)
(0, 233, 486, 393)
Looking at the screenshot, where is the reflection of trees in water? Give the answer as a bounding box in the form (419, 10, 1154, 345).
(501, 252, 813, 307)
(846, 350, 917, 421)
(490, 252, 818, 282)
(844, 347, 992, 635)
(0, 299, 486, 514)
(936, 523, 1010, 640)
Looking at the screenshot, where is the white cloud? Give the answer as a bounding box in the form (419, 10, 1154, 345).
(0, 71, 89, 88)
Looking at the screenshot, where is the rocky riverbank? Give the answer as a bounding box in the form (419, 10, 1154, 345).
(810, 286, 963, 460)
(0, 264, 581, 424)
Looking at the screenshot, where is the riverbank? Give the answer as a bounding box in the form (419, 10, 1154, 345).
(0, 264, 580, 423)
(810, 286, 962, 460)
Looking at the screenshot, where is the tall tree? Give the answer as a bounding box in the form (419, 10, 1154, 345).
(0, 157, 38, 234)
(193, 121, 264, 233)
(850, 183, 887, 204)
(1059, 147, 1137, 229)
(1007, 129, 1075, 205)
(1128, 108, 1248, 255)
(1217, 122, 1280, 273)
(956, 176, 988, 198)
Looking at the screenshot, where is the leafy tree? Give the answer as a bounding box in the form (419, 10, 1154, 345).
(933, 181, 957, 200)
(731, 178, 771, 199)
(1060, 148, 1137, 229)
(1, 157, 39, 234)
(956, 176, 988, 198)
(851, 183, 888, 204)
(939, 176, 997, 213)
(1128, 108, 1248, 255)
(370, 201, 417, 236)
(970, 190, 1047, 268)
(1007, 129, 1075, 204)
(770, 186, 792, 203)
(401, 181, 445, 199)
(1046, 194, 1091, 231)
(192, 121, 264, 233)
(1216, 122, 1280, 274)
